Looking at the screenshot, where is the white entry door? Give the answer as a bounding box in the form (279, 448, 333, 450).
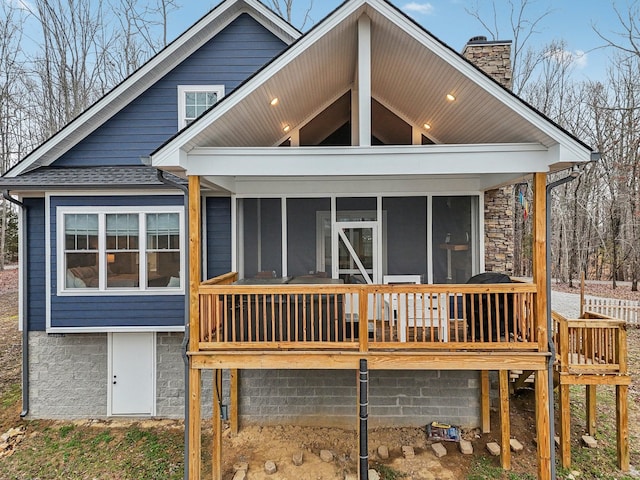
(109, 332, 155, 416)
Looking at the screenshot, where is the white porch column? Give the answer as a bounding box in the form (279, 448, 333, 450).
(357, 14, 371, 147)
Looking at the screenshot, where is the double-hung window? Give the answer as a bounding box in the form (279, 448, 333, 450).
(59, 206, 184, 294)
(177, 85, 224, 129)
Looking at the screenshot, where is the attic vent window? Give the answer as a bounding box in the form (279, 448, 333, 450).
(177, 85, 225, 129)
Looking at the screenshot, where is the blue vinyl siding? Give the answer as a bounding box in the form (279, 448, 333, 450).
(25, 198, 46, 332)
(54, 14, 287, 167)
(206, 197, 232, 278)
(50, 195, 185, 329)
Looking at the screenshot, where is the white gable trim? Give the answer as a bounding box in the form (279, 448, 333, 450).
(7, 0, 299, 178)
(152, 0, 591, 169)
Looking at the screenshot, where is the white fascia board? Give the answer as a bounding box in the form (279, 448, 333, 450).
(225, 175, 483, 196)
(47, 326, 185, 334)
(242, 0, 301, 42)
(152, 0, 368, 161)
(370, 0, 592, 157)
(186, 143, 551, 176)
(9, 0, 298, 178)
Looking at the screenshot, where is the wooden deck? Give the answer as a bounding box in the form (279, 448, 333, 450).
(186, 174, 556, 480)
(552, 310, 630, 472)
(195, 272, 540, 357)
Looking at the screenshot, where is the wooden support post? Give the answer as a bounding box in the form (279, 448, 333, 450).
(212, 370, 222, 480)
(559, 383, 571, 468)
(616, 384, 629, 472)
(189, 367, 202, 480)
(230, 369, 239, 436)
(188, 175, 202, 480)
(535, 369, 551, 480)
(586, 385, 597, 436)
(532, 172, 547, 351)
(481, 370, 491, 433)
(359, 287, 369, 352)
(189, 175, 202, 350)
(499, 370, 511, 470)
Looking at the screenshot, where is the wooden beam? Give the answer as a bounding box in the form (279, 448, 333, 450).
(559, 383, 571, 468)
(616, 384, 629, 472)
(532, 172, 547, 351)
(586, 385, 597, 436)
(481, 370, 491, 433)
(189, 367, 202, 480)
(230, 369, 239, 435)
(535, 369, 551, 480)
(189, 175, 202, 350)
(190, 352, 549, 371)
(499, 370, 511, 470)
(212, 370, 222, 480)
(558, 374, 631, 386)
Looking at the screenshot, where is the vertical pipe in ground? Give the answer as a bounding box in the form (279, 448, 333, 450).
(359, 359, 369, 480)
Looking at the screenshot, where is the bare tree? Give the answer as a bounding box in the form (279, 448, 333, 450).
(465, 0, 554, 93)
(266, 0, 314, 29)
(0, 3, 27, 269)
(25, 0, 112, 136)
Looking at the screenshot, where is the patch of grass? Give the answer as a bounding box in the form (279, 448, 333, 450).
(561, 384, 636, 480)
(121, 424, 183, 480)
(467, 456, 503, 480)
(0, 382, 20, 408)
(507, 473, 535, 480)
(371, 462, 407, 480)
(0, 422, 184, 480)
(58, 424, 75, 438)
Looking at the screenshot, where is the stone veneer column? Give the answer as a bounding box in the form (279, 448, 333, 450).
(462, 38, 515, 274)
(484, 186, 515, 274)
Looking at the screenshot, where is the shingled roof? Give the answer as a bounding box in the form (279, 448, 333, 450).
(0, 166, 186, 191)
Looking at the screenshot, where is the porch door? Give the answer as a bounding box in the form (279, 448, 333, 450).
(334, 221, 379, 284)
(109, 332, 155, 416)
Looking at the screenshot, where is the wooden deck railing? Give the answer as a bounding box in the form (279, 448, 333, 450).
(196, 274, 539, 352)
(553, 311, 627, 375)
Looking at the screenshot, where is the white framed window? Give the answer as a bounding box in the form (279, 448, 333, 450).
(177, 85, 225, 129)
(58, 206, 184, 295)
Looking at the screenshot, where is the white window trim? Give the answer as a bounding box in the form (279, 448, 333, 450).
(177, 85, 225, 129)
(56, 205, 185, 296)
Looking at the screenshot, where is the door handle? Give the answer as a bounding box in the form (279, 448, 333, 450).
(113, 375, 117, 385)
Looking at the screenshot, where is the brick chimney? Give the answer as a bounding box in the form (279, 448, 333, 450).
(462, 36, 513, 89)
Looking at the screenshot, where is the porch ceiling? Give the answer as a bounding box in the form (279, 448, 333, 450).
(185, 5, 556, 149)
(158, 1, 585, 154)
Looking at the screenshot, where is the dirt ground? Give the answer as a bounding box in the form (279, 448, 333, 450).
(0, 269, 637, 479)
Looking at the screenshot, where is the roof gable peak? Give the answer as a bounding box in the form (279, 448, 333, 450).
(6, 0, 299, 178)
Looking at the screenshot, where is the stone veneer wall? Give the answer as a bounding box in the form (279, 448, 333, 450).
(463, 39, 515, 274)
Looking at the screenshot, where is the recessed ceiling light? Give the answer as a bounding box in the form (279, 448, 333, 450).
(446, 93, 456, 102)
(270, 98, 279, 106)
(283, 124, 291, 133)
(423, 123, 431, 130)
